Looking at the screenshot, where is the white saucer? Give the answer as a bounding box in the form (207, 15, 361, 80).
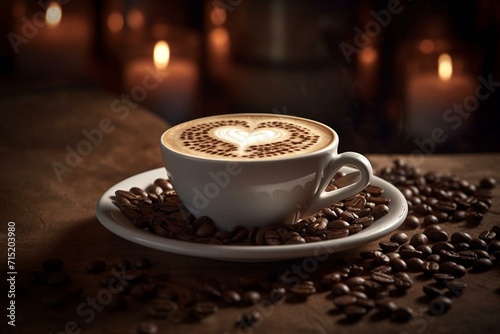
(96, 168, 408, 262)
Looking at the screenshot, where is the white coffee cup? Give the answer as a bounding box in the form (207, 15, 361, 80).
(160, 113, 372, 230)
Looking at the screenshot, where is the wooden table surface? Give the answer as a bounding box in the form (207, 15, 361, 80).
(1, 84, 499, 334)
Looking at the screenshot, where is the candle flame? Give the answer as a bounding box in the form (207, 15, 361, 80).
(46, 2, 62, 27)
(438, 53, 452, 81)
(108, 12, 124, 33)
(154, 41, 170, 70)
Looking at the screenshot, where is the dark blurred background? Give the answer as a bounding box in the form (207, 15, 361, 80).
(1, 0, 499, 153)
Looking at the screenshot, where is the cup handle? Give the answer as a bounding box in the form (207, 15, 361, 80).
(300, 152, 373, 219)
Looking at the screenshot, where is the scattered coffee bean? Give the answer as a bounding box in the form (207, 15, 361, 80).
(236, 311, 263, 329)
(428, 296, 452, 315)
(241, 291, 262, 305)
(392, 306, 414, 322)
(332, 283, 350, 296)
(410, 233, 428, 247)
(440, 262, 466, 278)
(423, 285, 442, 299)
(345, 305, 368, 318)
(450, 232, 472, 244)
(406, 258, 425, 272)
(394, 272, 413, 290)
(426, 229, 449, 242)
(421, 261, 440, 275)
(472, 258, 493, 272)
(445, 281, 467, 297)
(390, 232, 409, 245)
(479, 177, 496, 189)
(291, 281, 316, 298)
(377, 301, 398, 316)
(370, 272, 394, 285)
(333, 294, 358, 308)
(404, 215, 420, 228)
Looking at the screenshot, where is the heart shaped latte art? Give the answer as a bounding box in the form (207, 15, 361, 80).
(178, 119, 322, 159)
(214, 127, 287, 150)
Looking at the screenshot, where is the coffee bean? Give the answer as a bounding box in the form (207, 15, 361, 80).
(473, 188, 493, 199)
(192, 301, 218, 316)
(469, 238, 488, 251)
(445, 281, 467, 297)
(394, 272, 413, 290)
(457, 250, 477, 267)
(341, 211, 359, 222)
(479, 231, 496, 243)
(345, 276, 365, 287)
(451, 210, 467, 222)
(427, 229, 449, 242)
(347, 223, 363, 235)
(406, 258, 425, 272)
(479, 177, 496, 189)
(332, 283, 350, 295)
(390, 232, 409, 245)
(389, 258, 407, 273)
(423, 285, 442, 298)
(392, 306, 414, 322)
(325, 229, 349, 239)
(221, 290, 241, 305)
(241, 290, 262, 305)
(86, 260, 106, 274)
(423, 215, 439, 226)
(320, 272, 342, 286)
(377, 301, 398, 316)
(372, 204, 390, 219)
(236, 311, 263, 329)
(333, 294, 358, 307)
(138, 322, 158, 334)
(365, 185, 384, 196)
(347, 196, 367, 209)
(345, 305, 368, 318)
(410, 233, 428, 247)
(426, 254, 440, 263)
(440, 262, 466, 277)
(414, 204, 432, 216)
(263, 230, 281, 245)
(472, 258, 493, 272)
(370, 272, 394, 285)
(43, 259, 64, 272)
(450, 232, 472, 244)
(432, 201, 457, 213)
(371, 265, 392, 274)
(421, 261, 440, 275)
(353, 215, 375, 228)
(423, 224, 442, 235)
(428, 296, 452, 315)
(379, 242, 399, 252)
(404, 215, 420, 228)
(438, 249, 459, 262)
(432, 242, 454, 254)
(269, 287, 286, 304)
(327, 220, 350, 229)
(433, 273, 455, 284)
(487, 240, 500, 253)
(400, 248, 423, 260)
(291, 281, 316, 297)
(416, 245, 433, 258)
(466, 212, 483, 226)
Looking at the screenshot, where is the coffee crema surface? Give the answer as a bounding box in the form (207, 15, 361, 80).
(163, 114, 334, 160)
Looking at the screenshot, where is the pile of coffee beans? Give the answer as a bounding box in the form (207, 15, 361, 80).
(32, 160, 497, 332)
(115, 173, 391, 246)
